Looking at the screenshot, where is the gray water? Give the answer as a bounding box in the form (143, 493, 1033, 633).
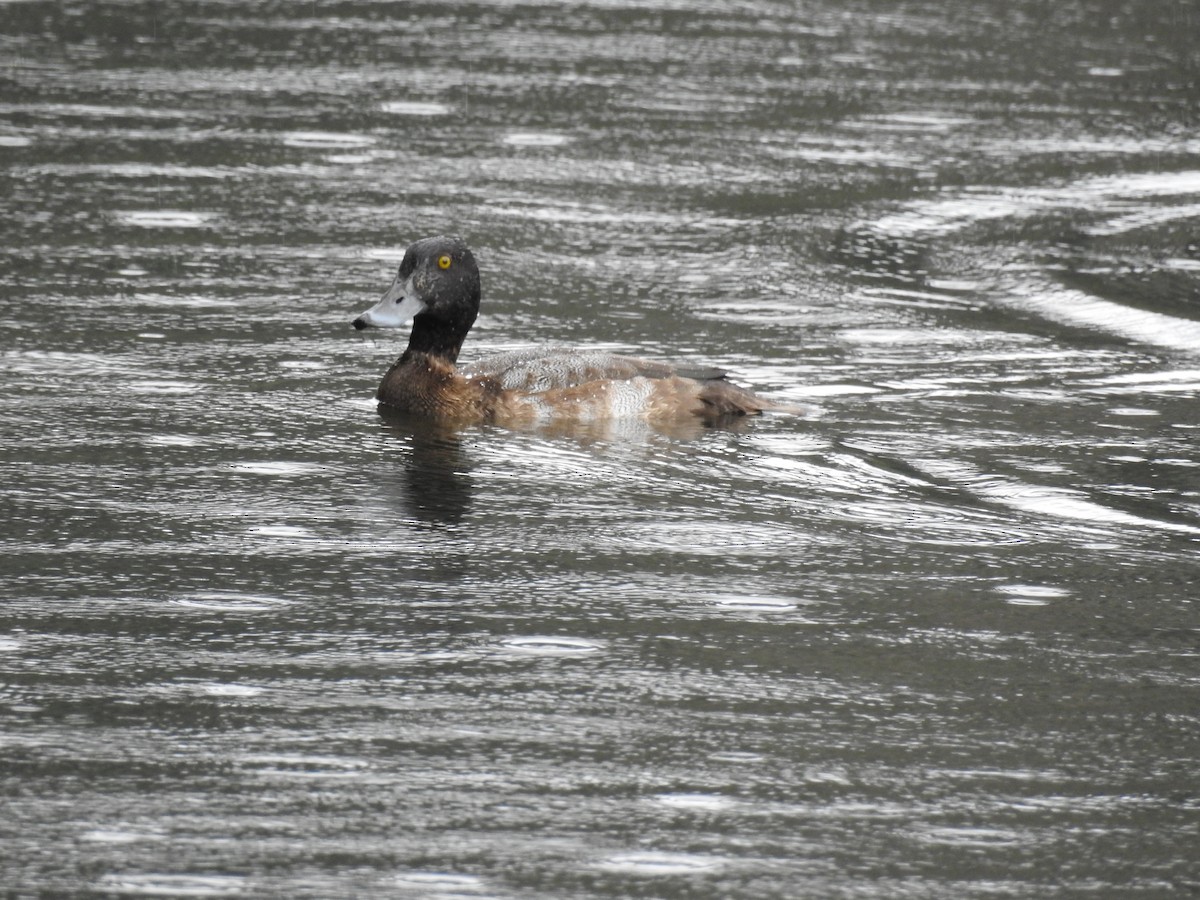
(2, 1, 1199, 897)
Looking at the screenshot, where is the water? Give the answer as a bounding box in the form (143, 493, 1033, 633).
(2, 0, 1199, 896)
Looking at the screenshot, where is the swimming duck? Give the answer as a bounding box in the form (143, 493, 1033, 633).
(352, 235, 791, 427)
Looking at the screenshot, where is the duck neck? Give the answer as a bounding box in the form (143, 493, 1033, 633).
(403, 314, 467, 365)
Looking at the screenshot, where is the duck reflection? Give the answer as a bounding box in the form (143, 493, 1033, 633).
(371, 394, 771, 528)
(376, 407, 473, 526)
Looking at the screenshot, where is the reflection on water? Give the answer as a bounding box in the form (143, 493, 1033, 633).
(376, 410, 474, 527)
(2, 0, 1199, 896)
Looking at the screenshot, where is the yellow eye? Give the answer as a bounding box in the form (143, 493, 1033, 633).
(437, 254, 452, 270)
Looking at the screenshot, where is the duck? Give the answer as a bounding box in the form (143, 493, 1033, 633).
(352, 235, 795, 428)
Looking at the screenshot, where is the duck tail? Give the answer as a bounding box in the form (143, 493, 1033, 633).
(697, 381, 806, 420)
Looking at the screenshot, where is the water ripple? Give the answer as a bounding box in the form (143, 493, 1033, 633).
(280, 130, 375, 149)
(391, 871, 488, 895)
(498, 636, 605, 656)
(595, 851, 726, 876)
(94, 873, 246, 897)
(380, 101, 453, 116)
(169, 593, 294, 612)
(112, 210, 218, 228)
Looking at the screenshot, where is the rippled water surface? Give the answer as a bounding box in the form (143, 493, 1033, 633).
(2, 1, 1199, 896)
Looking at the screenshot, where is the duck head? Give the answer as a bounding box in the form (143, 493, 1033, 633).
(353, 235, 481, 360)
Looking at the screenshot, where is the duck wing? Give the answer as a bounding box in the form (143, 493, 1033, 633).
(461, 346, 798, 422)
(462, 347, 726, 392)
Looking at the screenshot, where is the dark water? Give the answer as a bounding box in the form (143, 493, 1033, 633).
(2, 1, 1199, 896)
